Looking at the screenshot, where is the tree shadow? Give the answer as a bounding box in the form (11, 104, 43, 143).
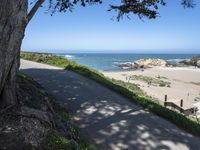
(20, 68, 200, 150)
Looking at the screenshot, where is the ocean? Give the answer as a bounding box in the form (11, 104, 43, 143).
(57, 53, 198, 71)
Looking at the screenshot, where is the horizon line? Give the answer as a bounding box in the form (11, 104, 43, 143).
(22, 50, 200, 55)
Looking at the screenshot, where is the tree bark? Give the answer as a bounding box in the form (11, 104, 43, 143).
(0, 0, 28, 108)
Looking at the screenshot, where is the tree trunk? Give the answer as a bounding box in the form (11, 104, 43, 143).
(0, 0, 28, 108)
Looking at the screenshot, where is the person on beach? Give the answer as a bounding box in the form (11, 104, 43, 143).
(147, 80, 152, 87)
(128, 76, 130, 83)
(141, 65, 144, 72)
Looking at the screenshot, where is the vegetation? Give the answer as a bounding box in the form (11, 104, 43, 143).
(43, 131, 95, 150)
(21, 52, 200, 137)
(44, 131, 79, 150)
(130, 75, 171, 87)
(190, 82, 200, 86)
(16, 72, 95, 150)
(155, 75, 168, 80)
(110, 79, 159, 102)
(20, 52, 70, 68)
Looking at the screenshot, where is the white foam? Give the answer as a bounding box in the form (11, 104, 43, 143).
(167, 58, 190, 63)
(65, 55, 74, 59)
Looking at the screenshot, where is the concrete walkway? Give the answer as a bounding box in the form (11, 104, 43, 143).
(20, 59, 200, 150)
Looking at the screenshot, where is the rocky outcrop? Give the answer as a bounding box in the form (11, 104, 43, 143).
(115, 58, 167, 69)
(134, 58, 167, 68)
(116, 63, 133, 68)
(197, 60, 200, 68)
(180, 59, 192, 65)
(180, 56, 200, 68)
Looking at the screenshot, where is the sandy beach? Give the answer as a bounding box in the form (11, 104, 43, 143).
(102, 67, 200, 105)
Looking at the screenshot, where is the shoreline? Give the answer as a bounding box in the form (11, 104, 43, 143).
(102, 66, 200, 73)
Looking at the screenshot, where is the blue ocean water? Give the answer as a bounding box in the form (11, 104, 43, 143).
(57, 53, 198, 71)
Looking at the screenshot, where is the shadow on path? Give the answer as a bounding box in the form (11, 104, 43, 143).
(21, 68, 200, 150)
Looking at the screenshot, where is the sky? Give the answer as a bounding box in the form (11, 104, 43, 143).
(22, 1, 200, 53)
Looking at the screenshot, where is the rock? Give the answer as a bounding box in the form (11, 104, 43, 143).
(180, 59, 192, 65)
(134, 58, 167, 69)
(197, 60, 200, 68)
(115, 58, 167, 69)
(21, 106, 51, 126)
(181, 56, 200, 67)
(116, 63, 132, 68)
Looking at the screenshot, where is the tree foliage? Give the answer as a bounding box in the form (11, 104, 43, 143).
(40, 0, 196, 21)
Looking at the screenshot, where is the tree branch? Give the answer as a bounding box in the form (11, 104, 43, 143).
(27, 0, 45, 23)
(0, 104, 14, 114)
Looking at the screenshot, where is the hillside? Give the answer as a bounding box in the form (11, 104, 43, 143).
(0, 73, 94, 150)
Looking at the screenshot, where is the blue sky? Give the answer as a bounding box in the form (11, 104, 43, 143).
(22, 1, 200, 53)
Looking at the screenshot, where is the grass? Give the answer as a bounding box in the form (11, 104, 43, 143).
(44, 131, 79, 150)
(20, 52, 200, 137)
(130, 75, 171, 87)
(20, 52, 70, 68)
(110, 78, 159, 102)
(157, 76, 168, 80)
(190, 82, 200, 86)
(44, 131, 96, 150)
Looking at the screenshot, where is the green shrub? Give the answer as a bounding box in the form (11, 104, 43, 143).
(21, 52, 70, 68)
(131, 75, 171, 87)
(44, 131, 79, 150)
(159, 82, 166, 87)
(190, 82, 200, 86)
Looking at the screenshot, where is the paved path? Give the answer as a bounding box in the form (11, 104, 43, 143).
(20, 59, 200, 150)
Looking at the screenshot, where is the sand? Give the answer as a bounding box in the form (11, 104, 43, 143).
(102, 67, 200, 105)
